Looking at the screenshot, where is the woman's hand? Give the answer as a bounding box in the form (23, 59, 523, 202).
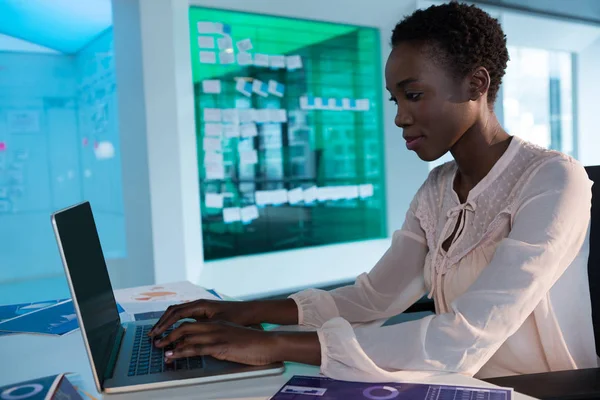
(149, 300, 256, 337)
(154, 321, 278, 366)
(154, 320, 322, 367)
(148, 298, 299, 337)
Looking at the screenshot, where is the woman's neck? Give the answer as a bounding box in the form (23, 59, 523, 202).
(450, 111, 511, 194)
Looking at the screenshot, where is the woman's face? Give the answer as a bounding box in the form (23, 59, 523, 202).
(385, 42, 478, 161)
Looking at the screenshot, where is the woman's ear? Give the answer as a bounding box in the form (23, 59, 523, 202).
(469, 67, 491, 101)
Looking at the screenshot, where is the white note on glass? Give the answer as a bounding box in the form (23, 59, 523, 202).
(287, 187, 304, 205)
(198, 36, 215, 49)
(223, 125, 240, 138)
(269, 55, 286, 69)
(204, 152, 223, 164)
(356, 99, 370, 111)
(240, 205, 259, 223)
(239, 150, 258, 165)
(219, 51, 235, 64)
(255, 191, 270, 206)
(303, 186, 318, 203)
(237, 52, 253, 66)
(203, 137, 222, 152)
(236, 38, 253, 52)
(223, 207, 241, 223)
(205, 193, 224, 209)
(238, 109, 254, 123)
(359, 184, 374, 198)
(286, 55, 303, 70)
(271, 189, 289, 205)
(221, 109, 239, 124)
(240, 123, 258, 138)
(203, 108, 221, 122)
(217, 36, 233, 50)
(199, 51, 217, 64)
(205, 163, 225, 180)
(204, 123, 223, 137)
(253, 53, 269, 67)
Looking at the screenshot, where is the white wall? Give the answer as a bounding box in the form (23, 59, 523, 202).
(111, 0, 203, 289)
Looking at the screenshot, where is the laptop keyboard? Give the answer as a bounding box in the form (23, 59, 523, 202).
(128, 325, 204, 376)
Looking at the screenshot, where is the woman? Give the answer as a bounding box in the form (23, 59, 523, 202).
(150, 2, 597, 380)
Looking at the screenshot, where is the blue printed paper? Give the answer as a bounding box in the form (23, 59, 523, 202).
(0, 299, 125, 336)
(0, 374, 83, 400)
(272, 376, 512, 400)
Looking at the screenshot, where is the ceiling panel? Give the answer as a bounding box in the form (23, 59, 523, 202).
(0, 0, 112, 54)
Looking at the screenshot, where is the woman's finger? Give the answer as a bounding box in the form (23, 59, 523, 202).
(165, 344, 223, 361)
(155, 321, 221, 347)
(150, 303, 199, 336)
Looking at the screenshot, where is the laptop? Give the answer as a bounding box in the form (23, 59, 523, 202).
(51, 201, 285, 394)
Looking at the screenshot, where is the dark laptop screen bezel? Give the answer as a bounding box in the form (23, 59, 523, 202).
(52, 201, 121, 388)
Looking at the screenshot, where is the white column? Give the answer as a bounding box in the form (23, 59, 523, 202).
(112, 0, 203, 286)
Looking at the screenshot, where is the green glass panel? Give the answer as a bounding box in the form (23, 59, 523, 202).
(189, 6, 386, 261)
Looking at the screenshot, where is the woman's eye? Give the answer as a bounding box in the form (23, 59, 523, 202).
(405, 92, 423, 101)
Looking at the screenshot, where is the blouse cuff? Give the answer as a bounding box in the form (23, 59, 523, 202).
(317, 317, 455, 383)
(289, 288, 340, 327)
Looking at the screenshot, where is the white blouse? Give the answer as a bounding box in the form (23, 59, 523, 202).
(290, 136, 598, 382)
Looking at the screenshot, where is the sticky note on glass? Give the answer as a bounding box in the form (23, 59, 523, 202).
(253, 53, 269, 67)
(217, 36, 233, 50)
(205, 163, 225, 180)
(239, 150, 258, 165)
(237, 138, 253, 152)
(197, 21, 219, 34)
(317, 187, 333, 202)
(241, 205, 259, 223)
(204, 151, 224, 164)
(203, 108, 221, 122)
(219, 51, 235, 64)
(205, 193, 223, 209)
(236, 38, 253, 52)
(286, 55, 303, 70)
(204, 123, 223, 137)
(356, 99, 370, 111)
(268, 80, 285, 97)
(314, 97, 324, 109)
(328, 98, 337, 109)
(288, 187, 304, 204)
(300, 96, 312, 110)
(221, 109, 239, 124)
(359, 184, 374, 198)
(240, 123, 258, 138)
(343, 185, 359, 200)
(203, 137, 222, 152)
(342, 98, 352, 110)
(235, 79, 252, 97)
(269, 55, 285, 69)
(255, 191, 270, 206)
(237, 52, 253, 66)
(238, 109, 254, 123)
(223, 124, 240, 138)
(202, 80, 221, 94)
(198, 36, 215, 49)
(271, 189, 289, 205)
(199, 51, 217, 64)
(252, 80, 268, 97)
(223, 207, 241, 223)
(256, 109, 270, 123)
(268, 109, 287, 123)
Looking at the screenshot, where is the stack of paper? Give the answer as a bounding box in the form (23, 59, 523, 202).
(113, 281, 222, 318)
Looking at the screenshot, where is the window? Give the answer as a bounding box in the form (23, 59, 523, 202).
(0, 3, 125, 303)
(503, 46, 574, 155)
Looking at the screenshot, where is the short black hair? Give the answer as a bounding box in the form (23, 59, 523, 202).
(391, 1, 509, 104)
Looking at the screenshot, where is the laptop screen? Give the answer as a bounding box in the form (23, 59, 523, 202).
(52, 202, 121, 383)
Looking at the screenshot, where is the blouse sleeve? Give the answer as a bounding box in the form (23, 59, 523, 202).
(289, 192, 429, 327)
(315, 156, 592, 381)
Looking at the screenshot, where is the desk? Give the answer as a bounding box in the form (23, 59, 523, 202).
(0, 331, 536, 399)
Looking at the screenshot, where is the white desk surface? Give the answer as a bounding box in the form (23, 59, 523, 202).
(0, 331, 536, 400)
